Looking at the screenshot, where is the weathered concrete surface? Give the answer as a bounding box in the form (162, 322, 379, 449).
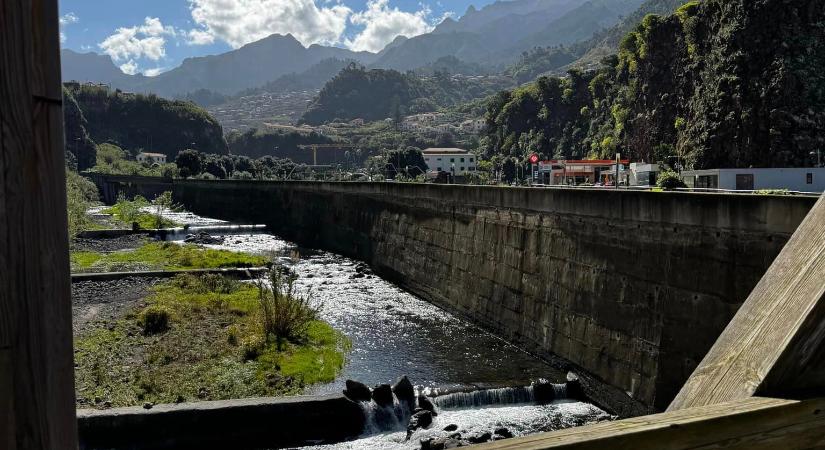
(91, 177, 817, 412)
(77, 394, 365, 449)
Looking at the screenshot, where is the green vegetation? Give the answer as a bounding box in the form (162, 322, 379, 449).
(63, 87, 97, 171)
(257, 269, 321, 350)
(226, 127, 336, 160)
(483, 0, 825, 170)
(506, 47, 578, 83)
(175, 149, 312, 180)
(300, 64, 513, 125)
(70, 242, 268, 273)
(74, 274, 349, 407)
(91, 143, 179, 177)
(656, 170, 687, 190)
(66, 170, 100, 237)
(65, 83, 228, 159)
(103, 193, 179, 229)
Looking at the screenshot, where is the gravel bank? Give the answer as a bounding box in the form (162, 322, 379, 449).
(72, 234, 152, 253)
(71, 276, 163, 335)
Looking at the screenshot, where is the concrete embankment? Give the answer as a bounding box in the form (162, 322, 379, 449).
(77, 394, 365, 449)
(89, 176, 817, 412)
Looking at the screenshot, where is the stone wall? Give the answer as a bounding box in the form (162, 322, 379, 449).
(102, 177, 816, 412)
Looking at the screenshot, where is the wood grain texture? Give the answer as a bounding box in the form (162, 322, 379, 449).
(0, 0, 78, 448)
(475, 397, 825, 450)
(669, 194, 825, 411)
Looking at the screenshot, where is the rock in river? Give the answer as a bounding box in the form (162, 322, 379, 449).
(392, 375, 415, 407)
(372, 384, 394, 407)
(343, 379, 372, 402)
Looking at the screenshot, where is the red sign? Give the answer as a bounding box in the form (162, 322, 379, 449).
(529, 153, 539, 164)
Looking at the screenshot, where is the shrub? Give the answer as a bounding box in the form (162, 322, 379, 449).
(257, 268, 322, 350)
(241, 334, 265, 360)
(141, 306, 171, 335)
(657, 170, 688, 190)
(226, 325, 240, 346)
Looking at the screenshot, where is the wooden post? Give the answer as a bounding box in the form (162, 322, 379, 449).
(0, 0, 78, 448)
(669, 194, 825, 411)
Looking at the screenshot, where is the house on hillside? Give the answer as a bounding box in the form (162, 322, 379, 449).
(136, 152, 167, 165)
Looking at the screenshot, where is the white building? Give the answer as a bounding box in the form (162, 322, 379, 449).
(459, 119, 486, 134)
(136, 152, 167, 165)
(422, 148, 477, 175)
(628, 163, 661, 186)
(681, 167, 825, 192)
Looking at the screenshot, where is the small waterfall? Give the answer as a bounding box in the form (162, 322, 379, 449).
(186, 224, 266, 234)
(358, 399, 414, 435)
(432, 386, 535, 409)
(431, 382, 569, 410)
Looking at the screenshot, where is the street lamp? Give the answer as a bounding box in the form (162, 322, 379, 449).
(812, 150, 822, 168)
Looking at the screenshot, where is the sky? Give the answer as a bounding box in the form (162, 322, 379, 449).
(58, 0, 495, 76)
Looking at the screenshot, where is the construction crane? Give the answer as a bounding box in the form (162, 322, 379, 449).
(298, 144, 356, 166)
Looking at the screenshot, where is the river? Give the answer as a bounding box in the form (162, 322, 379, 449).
(161, 215, 612, 448)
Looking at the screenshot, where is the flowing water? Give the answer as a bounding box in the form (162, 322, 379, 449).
(157, 212, 612, 448)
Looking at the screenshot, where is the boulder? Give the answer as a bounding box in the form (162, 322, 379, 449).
(343, 379, 372, 402)
(467, 432, 492, 444)
(532, 379, 556, 404)
(418, 395, 437, 416)
(372, 384, 394, 407)
(421, 437, 461, 450)
(406, 409, 433, 440)
(442, 424, 458, 432)
(392, 375, 416, 406)
(494, 427, 513, 439)
(566, 372, 585, 401)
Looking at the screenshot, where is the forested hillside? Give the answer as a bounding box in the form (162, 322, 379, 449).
(226, 128, 336, 162)
(63, 87, 97, 171)
(300, 64, 513, 125)
(67, 84, 228, 158)
(483, 0, 825, 169)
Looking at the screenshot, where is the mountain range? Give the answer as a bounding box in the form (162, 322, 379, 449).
(61, 0, 648, 98)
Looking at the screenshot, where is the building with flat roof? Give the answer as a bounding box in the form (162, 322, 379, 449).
(136, 152, 167, 165)
(681, 167, 825, 192)
(537, 159, 630, 185)
(422, 148, 477, 175)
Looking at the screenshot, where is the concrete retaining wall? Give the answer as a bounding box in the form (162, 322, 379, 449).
(92, 176, 817, 412)
(78, 394, 365, 449)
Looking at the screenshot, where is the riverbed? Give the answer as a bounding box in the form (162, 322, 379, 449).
(160, 215, 612, 447)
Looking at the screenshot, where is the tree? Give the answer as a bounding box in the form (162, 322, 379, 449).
(385, 147, 427, 179)
(175, 149, 203, 178)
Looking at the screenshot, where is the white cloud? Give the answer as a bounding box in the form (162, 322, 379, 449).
(99, 17, 176, 68)
(59, 12, 79, 44)
(119, 60, 139, 75)
(186, 28, 215, 46)
(187, 0, 351, 48)
(143, 67, 167, 77)
(346, 0, 434, 52)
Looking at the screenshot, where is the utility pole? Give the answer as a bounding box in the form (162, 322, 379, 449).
(615, 153, 621, 190)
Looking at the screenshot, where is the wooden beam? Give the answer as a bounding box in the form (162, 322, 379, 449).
(0, 0, 78, 448)
(474, 397, 825, 450)
(669, 194, 825, 410)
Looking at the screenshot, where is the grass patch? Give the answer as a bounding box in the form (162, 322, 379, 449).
(70, 242, 268, 273)
(71, 251, 104, 269)
(103, 194, 180, 229)
(74, 274, 350, 408)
